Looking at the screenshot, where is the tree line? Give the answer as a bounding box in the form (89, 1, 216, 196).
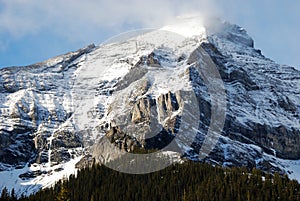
(1, 161, 300, 201)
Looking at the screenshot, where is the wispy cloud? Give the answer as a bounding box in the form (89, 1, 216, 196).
(1, 0, 299, 68)
(0, 39, 8, 52)
(0, 0, 220, 42)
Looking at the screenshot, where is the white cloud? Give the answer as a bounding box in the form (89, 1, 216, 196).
(1, 0, 300, 68)
(0, 0, 220, 41)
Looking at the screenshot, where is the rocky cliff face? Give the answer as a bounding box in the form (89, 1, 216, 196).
(0, 44, 95, 171)
(0, 17, 299, 195)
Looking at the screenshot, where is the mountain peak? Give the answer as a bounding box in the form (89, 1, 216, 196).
(0, 16, 299, 196)
(160, 15, 254, 49)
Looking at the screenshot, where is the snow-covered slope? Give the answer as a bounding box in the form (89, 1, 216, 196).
(0, 16, 299, 195)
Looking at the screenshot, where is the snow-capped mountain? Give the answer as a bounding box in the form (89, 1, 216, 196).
(0, 16, 299, 195)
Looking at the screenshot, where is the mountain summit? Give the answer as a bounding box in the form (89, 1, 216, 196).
(0, 17, 299, 195)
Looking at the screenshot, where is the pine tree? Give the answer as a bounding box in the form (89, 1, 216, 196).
(0, 187, 9, 201)
(56, 184, 70, 201)
(10, 188, 16, 201)
(182, 188, 187, 201)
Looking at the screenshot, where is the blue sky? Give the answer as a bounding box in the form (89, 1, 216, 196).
(0, 0, 299, 69)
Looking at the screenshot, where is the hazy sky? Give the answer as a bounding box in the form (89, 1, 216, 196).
(0, 0, 299, 69)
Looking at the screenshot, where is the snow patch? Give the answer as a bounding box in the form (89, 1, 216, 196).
(0, 155, 82, 197)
